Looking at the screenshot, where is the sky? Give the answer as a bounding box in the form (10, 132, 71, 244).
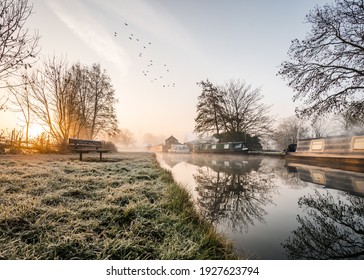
(0, 0, 330, 145)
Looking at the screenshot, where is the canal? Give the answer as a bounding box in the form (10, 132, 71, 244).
(156, 152, 364, 260)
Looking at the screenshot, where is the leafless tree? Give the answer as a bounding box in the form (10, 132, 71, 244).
(219, 80, 274, 137)
(8, 76, 32, 144)
(194, 79, 274, 140)
(194, 80, 224, 137)
(111, 128, 135, 147)
(16, 57, 119, 149)
(273, 116, 310, 150)
(26, 56, 75, 148)
(278, 0, 364, 121)
(143, 133, 166, 146)
(87, 63, 118, 139)
(336, 109, 364, 134)
(0, 0, 39, 89)
(283, 191, 364, 259)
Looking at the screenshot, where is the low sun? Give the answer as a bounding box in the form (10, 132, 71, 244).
(28, 124, 45, 138)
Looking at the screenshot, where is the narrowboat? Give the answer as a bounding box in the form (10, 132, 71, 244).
(192, 141, 249, 154)
(285, 135, 364, 172)
(168, 144, 190, 153)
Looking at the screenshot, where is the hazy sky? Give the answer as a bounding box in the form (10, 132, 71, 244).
(0, 0, 329, 144)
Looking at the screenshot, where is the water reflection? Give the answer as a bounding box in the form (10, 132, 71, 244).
(157, 153, 364, 259)
(194, 163, 277, 233)
(283, 190, 364, 259)
(285, 163, 364, 197)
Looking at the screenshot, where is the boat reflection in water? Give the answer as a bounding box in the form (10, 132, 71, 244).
(285, 162, 364, 197)
(283, 163, 364, 260)
(157, 153, 364, 259)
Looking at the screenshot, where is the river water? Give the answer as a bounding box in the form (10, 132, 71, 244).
(156, 152, 364, 260)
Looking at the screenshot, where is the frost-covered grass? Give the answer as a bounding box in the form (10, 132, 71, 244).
(0, 153, 236, 260)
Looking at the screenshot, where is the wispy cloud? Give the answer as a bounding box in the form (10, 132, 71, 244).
(46, 0, 131, 76)
(106, 0, 202, 57)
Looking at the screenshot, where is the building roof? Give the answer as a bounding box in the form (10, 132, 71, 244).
(165, 135, 178, 142)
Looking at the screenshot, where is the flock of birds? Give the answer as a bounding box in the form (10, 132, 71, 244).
(114, 22, 176, 89)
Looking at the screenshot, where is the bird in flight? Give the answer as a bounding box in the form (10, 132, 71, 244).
(114, 32, 117, 37)
(125, 22, 128, 26)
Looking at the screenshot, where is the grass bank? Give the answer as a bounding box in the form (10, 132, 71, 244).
(0, 152, 237, 259)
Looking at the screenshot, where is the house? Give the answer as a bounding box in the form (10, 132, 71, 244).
(163, 135, 181, 152)
(146, 135, 181, 152)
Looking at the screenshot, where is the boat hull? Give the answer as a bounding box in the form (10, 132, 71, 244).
(284, 135, 364, 173)
(285, 154, 364, 173)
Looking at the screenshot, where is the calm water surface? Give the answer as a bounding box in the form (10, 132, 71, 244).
(156, 153, 364, 260)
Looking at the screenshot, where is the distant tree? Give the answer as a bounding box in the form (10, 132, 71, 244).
(194, 79, 274, 142)
(219, 80, 274, 139)
(194, 80, 224, 137)
(273, 116, 310, 150)
(278, 0, 364, 121)
(0, 0, 39, 89)
(142, 133, 166, 146)
(337, 109, 364, 134)
(310, 117, 329, 138)
(112, 128, 135, 147)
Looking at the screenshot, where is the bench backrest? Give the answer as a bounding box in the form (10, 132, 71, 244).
(69, 138, 102, 148)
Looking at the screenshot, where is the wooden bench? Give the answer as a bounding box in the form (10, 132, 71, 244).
(68, 138, 110, 161)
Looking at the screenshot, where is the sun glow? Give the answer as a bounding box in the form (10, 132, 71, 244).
(28, 124, 45, 138)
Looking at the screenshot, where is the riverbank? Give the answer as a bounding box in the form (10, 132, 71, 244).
(0, 152, 237, 259)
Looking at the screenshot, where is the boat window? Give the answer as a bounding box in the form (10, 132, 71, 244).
(353, 136, 364, 150)
(310, 171, 326, 184)
(235, 144, 242, 149)
(311, 140, 323, 151)
(212, 144, 216, 149)
(224, 144, 229, 149)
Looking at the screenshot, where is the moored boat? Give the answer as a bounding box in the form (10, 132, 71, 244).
(285, 135, 364, 172)
(168, 144, 190, 153)
(192, 141, 249, 154)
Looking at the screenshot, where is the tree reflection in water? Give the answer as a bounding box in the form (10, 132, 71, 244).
(193, 163, 277, 233)
(283, 190, 364, 259)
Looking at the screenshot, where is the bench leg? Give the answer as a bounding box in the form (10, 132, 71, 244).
(79, 153, 83, 161)
(99, 152, 102, 161)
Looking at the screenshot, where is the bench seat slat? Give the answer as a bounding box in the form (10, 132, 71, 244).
(68, 138, 110, 161)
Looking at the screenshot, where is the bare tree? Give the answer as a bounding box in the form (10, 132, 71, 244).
(219, 80, 274, 138)
(336, 109, 364, 134)
(283, 191, 364, 259)
(278, 0, 364, 120)
(273, 116, 310, 150)
(0, 0, 39, 89)
(111, 128, 135, 147)
(26, 56, 75, 148)
(194, 79, 274, 140)
(19, 57, 119, 149)
(142, 133, 166, 146)
(8, 76, 32, 144)
(194, 80, 224, 137)
(87, 64, 118, 139)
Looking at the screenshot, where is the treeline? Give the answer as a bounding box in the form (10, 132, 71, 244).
(1, 0, 119, 152)
(8, 57, 118, 151)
